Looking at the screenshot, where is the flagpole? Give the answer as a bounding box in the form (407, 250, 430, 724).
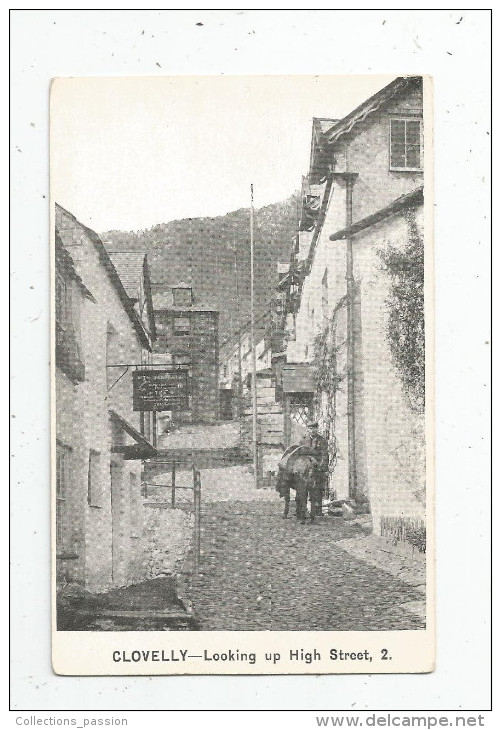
(250, 184, 259, 488)
(233, 237, 243, 417)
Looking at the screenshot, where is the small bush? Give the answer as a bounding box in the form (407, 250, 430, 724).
(378, 209, 425, 412)
(405, 525, 426, 553)
(380, 515, 426, 553)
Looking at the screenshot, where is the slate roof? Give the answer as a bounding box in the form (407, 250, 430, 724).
(55, 204, 151, 350)
(55, 232, 95, 301)
(106, 251, 146, 301)
(152, 290, 217, 313)
(328, 186, 424, 241)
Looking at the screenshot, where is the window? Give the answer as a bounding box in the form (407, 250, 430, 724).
(151, 352, 173, 365)
(173, 353, 191, 366)
(172, 287, 192, 307)
(173, 316, 190, 336)
(56, 443, 71, 552)
(87, 450, 101, 507)
(390, 118, 423, 171)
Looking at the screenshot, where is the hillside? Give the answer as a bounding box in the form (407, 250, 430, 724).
(102, 194, 300, 343)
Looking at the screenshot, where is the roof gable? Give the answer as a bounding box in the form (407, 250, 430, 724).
(324, 76, 422, 145)
(309, 117, 337, 180)
(55, 204, 151, 350)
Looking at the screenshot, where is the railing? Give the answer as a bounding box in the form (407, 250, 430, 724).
(143, 461, 202, 574)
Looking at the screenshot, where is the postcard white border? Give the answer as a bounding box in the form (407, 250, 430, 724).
(10, 7, 492, 711)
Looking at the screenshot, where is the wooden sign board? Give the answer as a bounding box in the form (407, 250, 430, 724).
(133, 370, 189, 411)
(281, 363, 315, 393)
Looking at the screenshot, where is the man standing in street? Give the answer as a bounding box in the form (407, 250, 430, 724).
(299, 421, 329, 517)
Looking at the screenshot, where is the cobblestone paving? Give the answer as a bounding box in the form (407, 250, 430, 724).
(187, 500, 425, 631)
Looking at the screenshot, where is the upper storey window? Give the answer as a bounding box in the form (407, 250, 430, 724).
(172, 286, 193, 308)
(390, 118, 423, 171)
(173, 316, 191, 336)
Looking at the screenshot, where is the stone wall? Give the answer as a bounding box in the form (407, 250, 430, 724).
(286, 80, 426, 531)
(310, 207, 426, 528)
(142, 504, 194, 579)
(154, 309, 219, 424)
(352, 207, 426, 530)
(288, 80, 424, 366)
(56, 206, 148, 593)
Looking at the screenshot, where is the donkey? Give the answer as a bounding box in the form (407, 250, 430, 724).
(279, 454, 318, 524)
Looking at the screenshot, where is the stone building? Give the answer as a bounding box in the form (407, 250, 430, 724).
(152, 284, 219, 425)
(218, 312, 272, 419)
(105, 249, 157, 443)
(55, 204, 157, 593)
(278, 76, 427, 532)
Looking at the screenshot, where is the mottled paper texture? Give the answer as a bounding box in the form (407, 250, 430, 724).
(51, 74, 434, 675)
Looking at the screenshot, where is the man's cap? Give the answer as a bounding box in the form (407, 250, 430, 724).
(307, 421, 319, 428)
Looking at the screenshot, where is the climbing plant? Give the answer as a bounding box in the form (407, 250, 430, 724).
(313, 326, 341, 397)
(312, 306, 345, 471)
(378, 210, 425, 412)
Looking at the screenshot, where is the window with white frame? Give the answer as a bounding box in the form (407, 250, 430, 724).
(390, 118, 423, 171)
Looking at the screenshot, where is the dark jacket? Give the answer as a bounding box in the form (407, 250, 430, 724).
(299, 433, 329, 473)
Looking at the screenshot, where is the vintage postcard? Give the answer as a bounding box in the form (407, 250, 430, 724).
(51, 74, 434, 675)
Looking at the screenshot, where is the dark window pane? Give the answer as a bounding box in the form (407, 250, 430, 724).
(390, 120, 406, 167)
(174, 316, 190, 335)
(391, 119, 406, 141)
(406, 120, 421, 145)
(391, 118, 422, 169)
(172, 288, 192, 307)
(407, 144, 421, 168)
(391, 147, 406, 168)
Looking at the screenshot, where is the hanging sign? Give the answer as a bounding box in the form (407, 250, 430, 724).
(281, 363, 315, 393)
(133, 370, 189, 411)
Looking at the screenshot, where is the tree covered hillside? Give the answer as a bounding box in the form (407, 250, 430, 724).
(102, 194, 300, 342)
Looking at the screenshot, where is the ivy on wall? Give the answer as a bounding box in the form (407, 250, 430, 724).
(378, 209, 425, 412)
(312, 305, 346, 470)
(313, 325, 343, 397)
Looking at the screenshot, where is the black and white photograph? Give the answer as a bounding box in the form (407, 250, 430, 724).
(9, 4, 494, 716)
(51, 72, 433, 673)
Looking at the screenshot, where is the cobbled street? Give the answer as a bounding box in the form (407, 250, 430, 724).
(153, 423, 426, 632)
(181, 473, 425, 632)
